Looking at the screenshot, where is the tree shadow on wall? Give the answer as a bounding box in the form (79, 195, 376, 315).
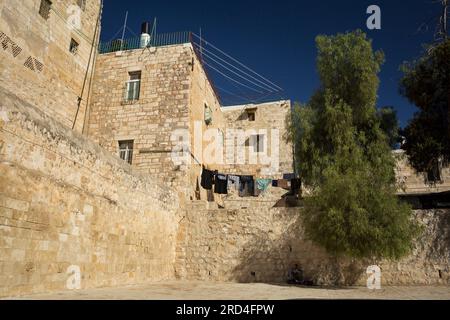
(229, 211, 367, 287)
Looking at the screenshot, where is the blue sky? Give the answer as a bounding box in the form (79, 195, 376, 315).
(99, 0, 443, 127)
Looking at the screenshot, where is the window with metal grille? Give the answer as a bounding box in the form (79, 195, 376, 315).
(125, 71, 141, 101)
(39, 0, 52, 20)
(69, 38, 79, 54)
(119, 140, 134, 165)
(77, 0, 86, 11)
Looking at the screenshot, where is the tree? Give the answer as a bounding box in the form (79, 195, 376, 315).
(399, 40, 450, 172)
(287, 31, 420, 260)
(377, 106, 400, 149)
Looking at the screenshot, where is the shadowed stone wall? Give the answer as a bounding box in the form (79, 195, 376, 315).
(175, 202, 450, 286)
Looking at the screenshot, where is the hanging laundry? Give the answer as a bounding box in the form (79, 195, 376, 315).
(214, 174, 228, 194)
(277, 179, 290, 190)
(239, 175, 254, 197)
(227, 175, 240, 191)
(256, 179, 272, 193)
(201, 169, 214, 190)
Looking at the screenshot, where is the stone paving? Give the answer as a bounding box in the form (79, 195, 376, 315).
(7, 281, 450, 300)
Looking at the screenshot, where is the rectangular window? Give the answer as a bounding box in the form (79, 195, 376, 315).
(426, 161, 442, 183)
(39, 0, 52, 20)
(204, 104, 212, 125)
(69, 38, 79, 54)
(125, 71, 141, 101)
(77, 0, 86, 11)
(119, 140, 134, 165)
(251, 134, 265, 153)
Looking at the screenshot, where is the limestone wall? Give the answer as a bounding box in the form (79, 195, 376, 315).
(0, 88, 181, 297)
(395, 150, 450, 195)
(175, 203, 450, 286)
(0, 0, 101, 133)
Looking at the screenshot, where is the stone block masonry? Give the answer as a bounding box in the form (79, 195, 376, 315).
(87, 44, 193, 198)
(0, 88, 181, 297)
(175, 204, 450, 286)
(0, 0, 102, 133)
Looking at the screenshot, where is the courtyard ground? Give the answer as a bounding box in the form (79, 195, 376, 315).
(6, 281, 450, 300)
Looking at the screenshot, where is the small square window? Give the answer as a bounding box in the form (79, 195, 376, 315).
(39, 0, 52, 20)
(69, 38, 79, 54)
(247, 111, 256, 121)
(119, 140, 134, 165)
(251, 134, 265, 153)
(77, 0, 87, 11)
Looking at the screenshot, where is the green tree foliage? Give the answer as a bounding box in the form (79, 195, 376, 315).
(377, 106, 400, 149)
(399, 40, 450, 172)
(287, 31, 420, 259)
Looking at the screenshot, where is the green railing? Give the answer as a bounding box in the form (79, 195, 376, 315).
(99, 31, 191, 54)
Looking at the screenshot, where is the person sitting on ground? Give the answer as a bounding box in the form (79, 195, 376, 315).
(287, 264, 315, 286)
(287, 264, 303, 284)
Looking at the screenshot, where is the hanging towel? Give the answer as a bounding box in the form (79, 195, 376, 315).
(277, 179, 290, 190)
(256, 179, 272, 192)
(214, 174, 228, 195)
(201, 169, 214, 190)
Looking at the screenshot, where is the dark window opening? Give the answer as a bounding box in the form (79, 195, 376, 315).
(69, 38, 79, 54)
(39, 0, 52, 20)
(119, 140, 134, 165)
(426, 161, 442, 183)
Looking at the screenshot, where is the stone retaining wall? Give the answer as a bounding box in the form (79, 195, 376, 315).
(175, 204, 450, 286)
(0, 88, 181, 297)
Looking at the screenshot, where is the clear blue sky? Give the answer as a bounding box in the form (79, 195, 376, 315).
(99, 0, 443, 128)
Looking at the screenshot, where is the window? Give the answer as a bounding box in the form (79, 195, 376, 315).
(125, 71, 141, 101)
(77, 0, 86, 11)
(69, 38, 79, 54)
(247, 110, 256, 121)
(426, 161, 442, 183)
(251, 134, 265, 153)
(39, 0, 52, 20)
(119, 140, 134, 165)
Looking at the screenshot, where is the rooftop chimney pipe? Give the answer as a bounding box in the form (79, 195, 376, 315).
(141, 22, 150, 35)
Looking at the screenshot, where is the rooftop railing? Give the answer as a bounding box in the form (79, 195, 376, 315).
(98, 31, 191, 54)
